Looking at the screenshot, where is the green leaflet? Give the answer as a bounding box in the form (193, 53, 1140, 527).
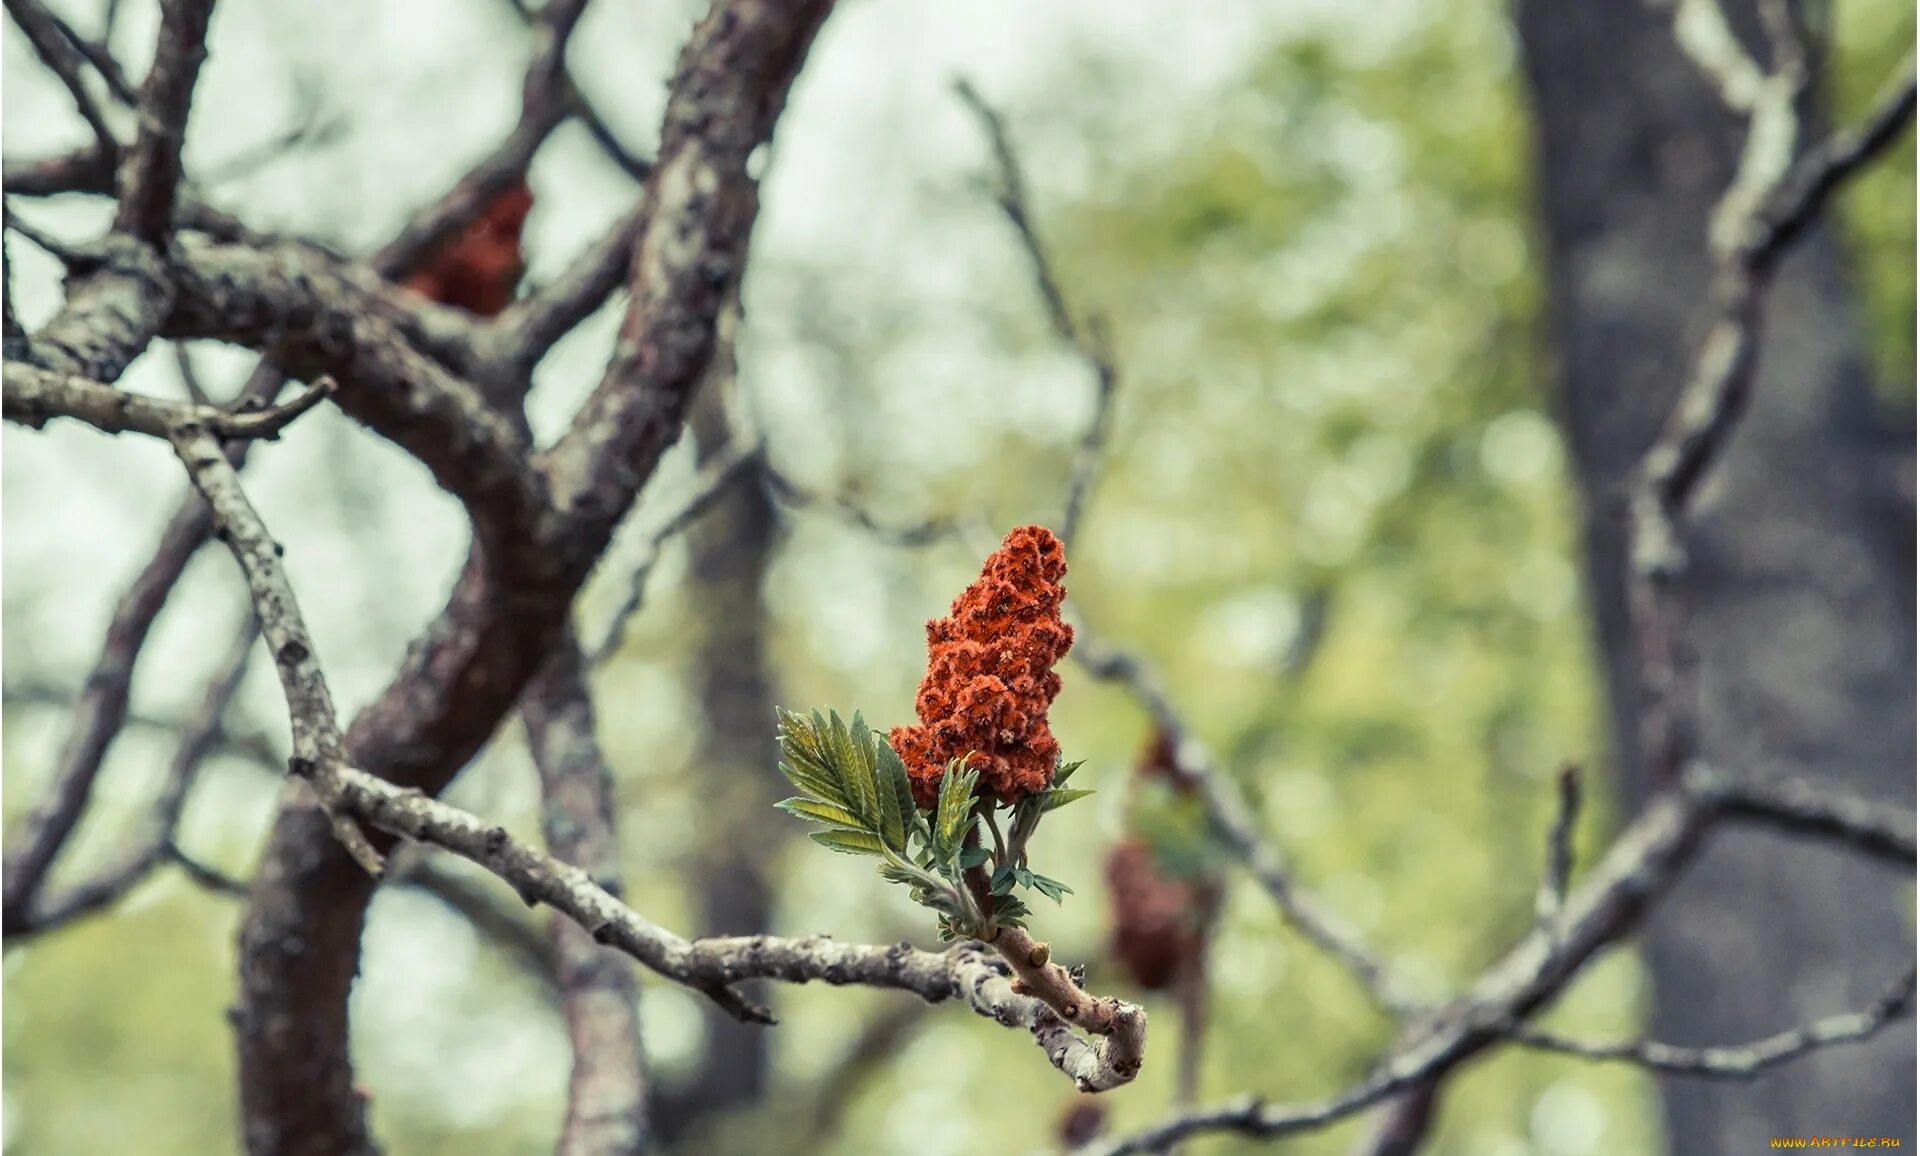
(1043, 787, 1096, 812)
(934, 757, 979, 864)
(775, 797, 867, 832)
(876, 732, 919, 842)
(854, 712, 908, 853)
(810, 830, 889, 856)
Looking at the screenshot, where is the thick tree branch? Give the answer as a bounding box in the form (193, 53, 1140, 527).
(234, 6, 837, 1153)
(114, 0, 218, 245)
(541, 0, 835, 532)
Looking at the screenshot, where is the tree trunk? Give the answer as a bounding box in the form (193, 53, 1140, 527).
(1513, 3, 1915, 1152)
(653, 363, 786, 1148)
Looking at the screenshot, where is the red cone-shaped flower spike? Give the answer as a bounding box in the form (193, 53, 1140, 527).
(889, 525, 1074, 807)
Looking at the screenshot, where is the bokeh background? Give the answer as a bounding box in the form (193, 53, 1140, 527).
(3, 1, 1913, 1154)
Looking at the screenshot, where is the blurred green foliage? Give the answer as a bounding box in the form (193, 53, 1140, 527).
(4, 2, 1911, 1155)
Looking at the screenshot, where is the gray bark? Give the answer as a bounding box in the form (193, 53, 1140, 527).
(1514, 2, 1915, 1152)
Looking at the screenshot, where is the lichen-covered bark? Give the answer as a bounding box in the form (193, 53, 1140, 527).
(231, 4, 838, 1153)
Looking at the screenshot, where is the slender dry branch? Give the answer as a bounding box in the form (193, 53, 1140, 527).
(590, 441, 761, 662)
(762, 461, 966, 547)
(48, 7, 139, 104)
(1093, 760, 1913, 1154)
(1073, 628, 1416, 1016)
(1505, 966, 1916, 1077)
(7, 616, 258, 939)
(3, 363, 334, 440)
(953, 78, 1118, 551)
(1090, 780, 1714, 1155)
(0, 363, 284, 930)
(369, 0, 591, 280)
(168, 841, 250, 896)
(1754, 57, 1917, 265)
(492, 206, 650, 378)
(4, 0, 119, 151)
(1633, 36, 1915, 581)
(325, 762, 1145, 1091)
(496, 0, 654, 185)
(167, 422, 383, 878)
(115, 0, 218, 244)
(1701, 767, 1916, 865)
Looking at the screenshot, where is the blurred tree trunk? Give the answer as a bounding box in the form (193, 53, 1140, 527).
(654, 359, 786, 1148)
(1514, 3, 1915, 1153)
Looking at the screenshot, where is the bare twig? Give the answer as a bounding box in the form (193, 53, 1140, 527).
(762, 462, 966, 548)
(48, 7, 139, 104)
(953, 78, 1118, 551)
(5, 0, 120, 151)
(1536, 764, 1583, 921)
(7, 616, 259, 939)
(167, 841, 249, 896)
(1505, 966, 1916, 1077)
(1701, 767, 1916, 865)
(369, 0, 592, 280)
(1753, 58, 1916, 264)
(174, 343, 214, 405)
(0, 364, 284, 930)
(590, 441, 761, 662)
(491, 206, 649, 378)
(3, 364, 335, 441)
(168, 421, 384, 878)
(1074, 628, 1416, 1016)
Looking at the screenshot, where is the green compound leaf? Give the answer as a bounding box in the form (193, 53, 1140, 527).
(775, 707, 924, 856)
(1027, 873, 1074, 903)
